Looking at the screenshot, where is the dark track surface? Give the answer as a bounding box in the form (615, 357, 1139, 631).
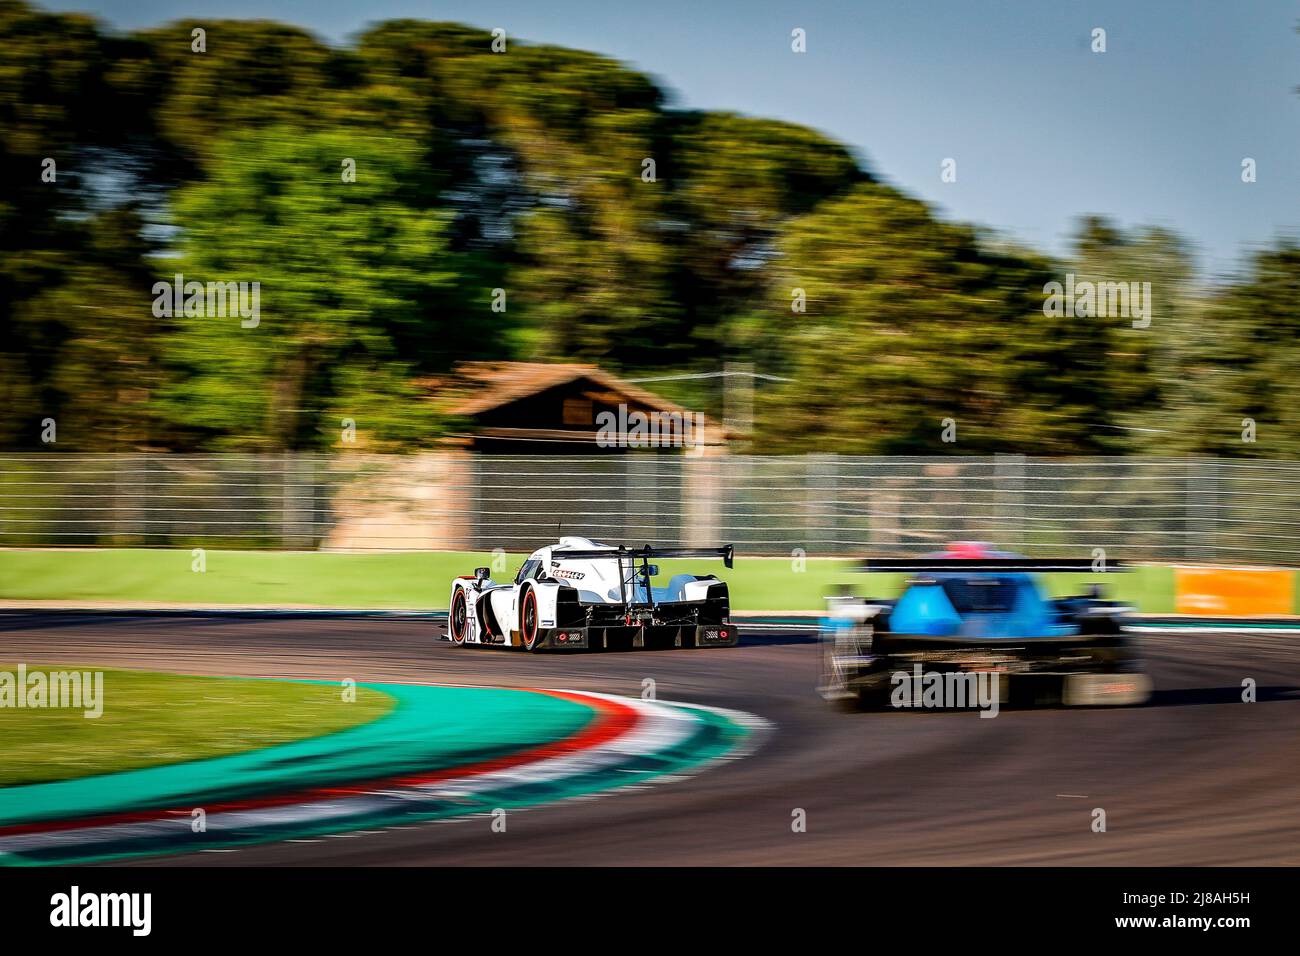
(2, 612, 1298, 865)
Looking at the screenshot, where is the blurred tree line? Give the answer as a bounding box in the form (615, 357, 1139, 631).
(1, 0, 1296, 456)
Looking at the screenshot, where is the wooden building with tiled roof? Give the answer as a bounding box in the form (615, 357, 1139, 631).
(425, 362, 729, 454)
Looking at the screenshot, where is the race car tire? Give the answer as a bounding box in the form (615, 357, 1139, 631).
(449, 588, 468, 646)
(520, 587, 543, 651)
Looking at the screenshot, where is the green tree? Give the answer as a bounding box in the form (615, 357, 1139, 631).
(665, 112, 866, 353)
(1059, 217, 1195, 452)
(751, 185, 1136, 454)
(0, 1, 165, 448)
(159, 127, 468, 450)
(1155, 244, 1300, 458)
(130, 19, 345, 175)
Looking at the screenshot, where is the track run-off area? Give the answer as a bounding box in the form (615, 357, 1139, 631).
(0, 611, 1297, 866)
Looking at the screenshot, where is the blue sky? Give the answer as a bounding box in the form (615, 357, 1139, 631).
(44, 0, 1300, 276)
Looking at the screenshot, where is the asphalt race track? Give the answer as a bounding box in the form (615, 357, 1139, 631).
(2, 612, 1298, 866)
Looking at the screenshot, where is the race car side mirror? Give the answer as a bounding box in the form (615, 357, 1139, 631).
(643, 564, 659, 578)
(474, 567, 491, 583)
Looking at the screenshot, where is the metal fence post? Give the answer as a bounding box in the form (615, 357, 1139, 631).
(995, 454, 1026, 552)
(1186, 458, 1217, 564)
(807, 453, 838, 556)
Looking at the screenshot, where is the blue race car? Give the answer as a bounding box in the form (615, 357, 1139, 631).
(819, 543, 1152, 709)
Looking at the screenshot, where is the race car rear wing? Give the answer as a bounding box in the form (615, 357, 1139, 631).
(853, 558, 1127, 573)
(554, 545, 734, 570)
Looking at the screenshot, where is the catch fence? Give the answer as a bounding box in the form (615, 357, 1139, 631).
(1, 453, 1297, 562)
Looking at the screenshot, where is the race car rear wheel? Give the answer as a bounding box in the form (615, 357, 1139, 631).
(449, 588, 468, 646)
(520, 587, 543, 651)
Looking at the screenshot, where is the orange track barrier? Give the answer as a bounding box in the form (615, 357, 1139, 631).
(1174, 566, 1295, 616)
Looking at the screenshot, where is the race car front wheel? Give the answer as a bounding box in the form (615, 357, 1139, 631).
(520, 588, 543, 651)
(449, 588, 468, 646)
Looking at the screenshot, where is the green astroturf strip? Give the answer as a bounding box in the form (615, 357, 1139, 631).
(0, 682, 593, 829)
(0, 549, 1184, 612)
(3, 702, 754, 866)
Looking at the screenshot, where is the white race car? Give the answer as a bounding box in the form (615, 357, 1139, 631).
(447, 536, 736, 651)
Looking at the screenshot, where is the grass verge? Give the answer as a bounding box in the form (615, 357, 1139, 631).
(0, 548, 1176, 613)
(0, 666, 393, 787)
